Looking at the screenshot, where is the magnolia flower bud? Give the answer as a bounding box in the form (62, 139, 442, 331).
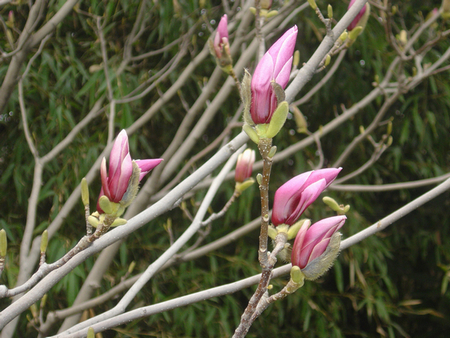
(347, 0, 371, 33)
(272, 168, 342, 226)
(291, 216, 346, 280)
(248, 26, 297, 125)
(97, 130, 162, 214)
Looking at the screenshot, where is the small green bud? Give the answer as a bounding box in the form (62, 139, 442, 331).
(359, 125, 365, 134)
(268, 146, 277, 158)
(290, 266, 305, 286)
(324, 54, 331, 67)
(81, 178, 89, 206)
(128, 261, 136, 274)
(339, 30, 348, 42)
(387, 121, 392, 135)
(287, 219, 309, 240)
(40, 230, 48, 254)
(343, 205, 351, 213)
(0, 229, 7, 257)
(391, 5, 397, 15)
(307, 0, 317, 10)
(256, 173, 263, 185)
(348, 26, 363, 41)
(398, 30, 407, 45)
(327, 4, 333, 19)
(266, 101, 289, 138)
(266, 10, 279, 18)
(293, 50, 300, 68)
(87, 327, 95, 338)
(322, 196, 341, 212)
(40, 294, 48, 309)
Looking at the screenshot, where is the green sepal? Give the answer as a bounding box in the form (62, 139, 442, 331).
(266, 101, 289, 139)
(243, 124, 260, 144)
(110, 218, 127, 227)
(120, 161, 141, 209)
(302, 232, 341, 280)
(348, 26, 363, 44)
(235, 178, 255, 193)
(99, 196, 113, 215)
(268, 225, 277, 240)
(88, 215, 100, 228)
(287, 219, 309, 240)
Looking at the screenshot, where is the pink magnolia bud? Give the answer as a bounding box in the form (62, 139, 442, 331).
(214, 15, 229, 59)
(250, 25, 297, 124)
(98, 130, 162, 212)
(291, 215, 346, 269)
(347, 0, 369, 31)
(272, 168, 342, 226)
(235, 149, 255, 183)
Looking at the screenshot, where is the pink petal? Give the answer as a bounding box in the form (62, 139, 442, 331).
(135, 158, 163, 181)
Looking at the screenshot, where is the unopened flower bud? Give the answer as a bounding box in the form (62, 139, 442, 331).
(347, 0, 371, 32)
(291, 216, 346, 280)
(272, 168, 342, 226)
(235, 149, 255, 183)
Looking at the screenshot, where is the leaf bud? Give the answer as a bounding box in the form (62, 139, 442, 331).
(81, 178, 89, 206)
(40, 230, 48, 254)
(0, 229, 7, 257)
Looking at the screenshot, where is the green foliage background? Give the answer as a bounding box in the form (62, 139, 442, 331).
(0, 0, 449, 337)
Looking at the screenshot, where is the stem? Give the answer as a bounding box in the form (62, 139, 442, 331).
(233, 137, 274, 338)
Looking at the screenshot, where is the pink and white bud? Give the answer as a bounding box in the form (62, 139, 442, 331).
(272, 168, 342, 226)
(97, 130, 162, 212)
(214, 15, 229, 59)
(250, 25, 297, 124)
(235, 149, 255, 183)
(347, 0, 369, 31)
(291, 215, 346, 269)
